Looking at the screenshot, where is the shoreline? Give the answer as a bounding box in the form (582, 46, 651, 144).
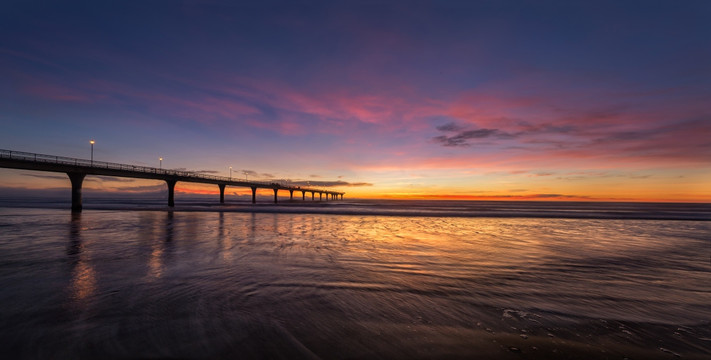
(1, 201, 709, 221)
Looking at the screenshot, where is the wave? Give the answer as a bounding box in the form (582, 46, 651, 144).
(1, 198, 710, 220)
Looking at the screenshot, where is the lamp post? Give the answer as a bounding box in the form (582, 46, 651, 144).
(229, 166, 232, 180)
(159, 157, 163, 169)
(89, 140, 95, 165)
(244, 171, 248, 181)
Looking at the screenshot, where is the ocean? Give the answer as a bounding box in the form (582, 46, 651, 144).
(0, 199, 709, 359)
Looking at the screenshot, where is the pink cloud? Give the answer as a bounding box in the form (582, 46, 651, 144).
(12, 63, 710, 172)
(19, 80, 103, 102)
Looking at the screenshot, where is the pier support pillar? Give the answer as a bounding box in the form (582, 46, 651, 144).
(251, 187, 257, 204)
(166, 180, 176, 207)
(340, 194, 343, 200)
(219, 184, 226, 204)
(67, 172, 86, 212)
(273, 189, 278, 204)
(311, 192, 314, 200)
(302, 191, 305, 201)
(319, 192, 322, 201)
(289, 190, 293, 201)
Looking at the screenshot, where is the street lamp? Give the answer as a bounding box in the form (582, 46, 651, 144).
(159, 157, 163, 169)
(89, 140, 95, 165)
(229, 166, 232, 180)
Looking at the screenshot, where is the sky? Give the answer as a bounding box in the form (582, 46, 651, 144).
(1, 0, 710, 202)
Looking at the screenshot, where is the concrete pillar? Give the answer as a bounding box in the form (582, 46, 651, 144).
(273, 188, 278, 204)
(319, 192, 322, 201)
(289, 189, 293, 201)
(251, 187, 257, 204)
(166, 180, 177, 207)
(311, 192, 314, 200)
(340, 194, 343, 200)
(67, 172, 86, 212)
(302, 191, 305, 200)
(219, 184, 226, 204)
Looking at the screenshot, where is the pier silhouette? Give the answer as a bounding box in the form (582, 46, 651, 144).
(0, 149, 344, 212)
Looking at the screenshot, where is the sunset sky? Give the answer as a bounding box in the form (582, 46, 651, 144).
(1, 1, 709, 202)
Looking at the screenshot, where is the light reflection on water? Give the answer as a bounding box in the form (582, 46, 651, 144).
(0, 207, 709, 359)
(67, 213, 96, 302)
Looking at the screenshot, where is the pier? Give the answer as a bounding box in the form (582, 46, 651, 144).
(0, 149, 344, 212)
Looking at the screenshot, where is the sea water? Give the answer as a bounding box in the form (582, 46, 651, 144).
(0, 200, 709, 359)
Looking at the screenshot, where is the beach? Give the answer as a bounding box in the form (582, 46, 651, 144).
(0, 201, 709, 359)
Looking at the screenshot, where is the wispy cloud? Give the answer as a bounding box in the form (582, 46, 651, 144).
(22, 173, 67, 180)
(432, 128, 515, 147)
(112, 184, 166, 193)
(89, 175, 136, 183)
(13, 64, 709, 169)
(435, 122, 465, 132)
(291, 180, 373, 187)
(238, 170, 276, 180)
(381, 193, 595, 201)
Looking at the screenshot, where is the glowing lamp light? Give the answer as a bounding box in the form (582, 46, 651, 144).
(89, 140, 95, 165)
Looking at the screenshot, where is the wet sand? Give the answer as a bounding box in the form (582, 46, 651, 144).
(1, 206, 709, 359)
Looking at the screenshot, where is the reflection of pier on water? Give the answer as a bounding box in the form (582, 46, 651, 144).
(67, 212, 96, 303)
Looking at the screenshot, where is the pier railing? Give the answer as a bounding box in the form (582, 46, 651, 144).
(0, 149, 319, 190)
